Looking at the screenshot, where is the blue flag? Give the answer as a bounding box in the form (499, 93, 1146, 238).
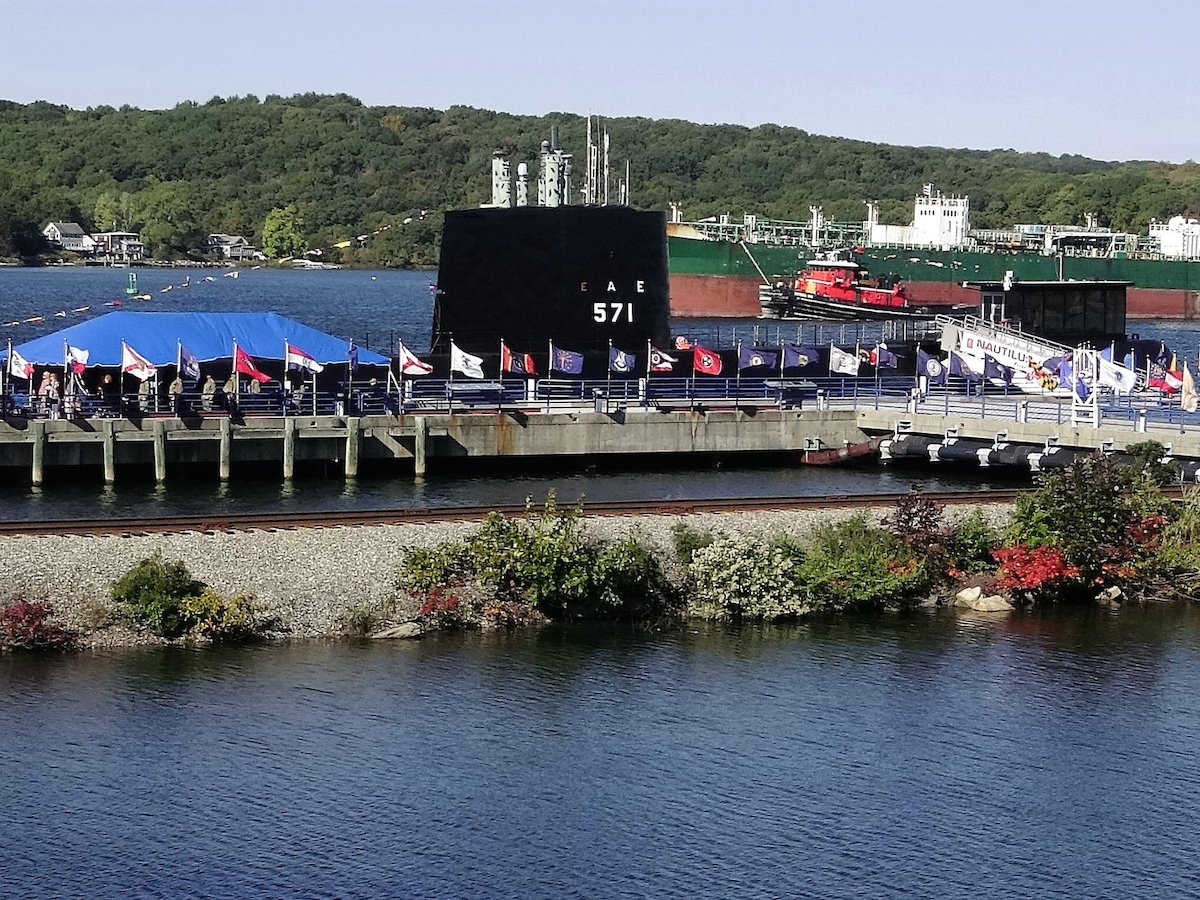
(348, 341, 359, 373)
(551, 345, 584, 375)
(917, 348, 946, 385)
(783, 344, 820, 369)
(609, 346, 636, 374)
(948, 352, 980, 381)
(984, 354, 1013, 385)
(179, 344, 201, 381)
(1058, 354, 1090, 400)
(738, 345, 778, 370)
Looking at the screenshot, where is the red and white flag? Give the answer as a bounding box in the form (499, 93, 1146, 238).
(66, 344, 89, 374)
(8, 349, 34, 380)
(121, 341, 157, 381)
(398, 341, 433, 376)
(234, 346, 271, 383)
(501, 342, 536, 376)
(649, 347, 677, 372)
(285, 343, 324, 374)
(692, 345, 722, 376)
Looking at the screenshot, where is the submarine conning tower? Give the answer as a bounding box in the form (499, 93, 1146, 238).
(432, 121, 669, 359)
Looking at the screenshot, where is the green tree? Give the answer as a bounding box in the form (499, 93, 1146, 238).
(262, 204, 307, 258)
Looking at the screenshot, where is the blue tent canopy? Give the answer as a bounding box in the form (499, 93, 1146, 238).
(9, 312, 389, 367)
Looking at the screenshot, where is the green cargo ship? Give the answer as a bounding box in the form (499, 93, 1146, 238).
(668, 202, 1200, 320)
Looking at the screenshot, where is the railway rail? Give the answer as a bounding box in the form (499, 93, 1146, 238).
(0, 490, 1033, 537)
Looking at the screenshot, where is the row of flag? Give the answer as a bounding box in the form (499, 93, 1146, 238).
(5, 338, 348, 385)
(438, 341, 898, 379)
(915, 344, 1196, 405)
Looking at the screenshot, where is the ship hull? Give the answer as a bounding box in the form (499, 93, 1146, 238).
(669, 234, 1200, 319)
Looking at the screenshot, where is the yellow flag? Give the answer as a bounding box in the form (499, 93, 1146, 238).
(1182, 363, 1199, 413)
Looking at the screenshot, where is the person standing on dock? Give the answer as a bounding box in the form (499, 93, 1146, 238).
(201, 375, 216, 411)
(168, 374, 184, 415)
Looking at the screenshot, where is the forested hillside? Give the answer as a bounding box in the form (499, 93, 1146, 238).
(2, 93, 1198, 264)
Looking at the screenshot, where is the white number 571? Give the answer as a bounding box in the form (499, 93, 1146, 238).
(593, 302, 633, 323)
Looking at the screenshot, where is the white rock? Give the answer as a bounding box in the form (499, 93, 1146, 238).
(953, 586, 1014, 611)
(370, 622, 422, 639)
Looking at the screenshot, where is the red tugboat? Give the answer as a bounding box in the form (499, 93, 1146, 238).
(759, 258, 927, 320)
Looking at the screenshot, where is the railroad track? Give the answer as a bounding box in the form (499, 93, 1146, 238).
(0, 490, 1029, 537)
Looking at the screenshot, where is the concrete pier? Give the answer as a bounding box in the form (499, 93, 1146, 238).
(3, 397, 1200, 484)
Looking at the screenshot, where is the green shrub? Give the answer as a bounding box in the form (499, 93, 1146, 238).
(1140, 486, 1200, 599)
(671, 522, 714, 565)
(688, 516, 932, 622)
(181, 589, 265, 642)
(1007, 453, 1172, 587)
(341, 604, 381, 637)
(945, 508, 1002, 573)
(399, 494, 680, 625)
(689, 535, 810, 621)
(800, 517, 929, 611)
(110, 552, 205, 638)
(594, 535, 680, 621)
(1125, 440, 1182, 486)
(111, 553, 269, 641)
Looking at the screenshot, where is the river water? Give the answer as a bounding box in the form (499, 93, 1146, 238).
(6, 269, 1200, 898)
(4, 608, 1200, 898)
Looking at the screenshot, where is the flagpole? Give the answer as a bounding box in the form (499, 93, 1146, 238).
(828, 341, 835, 378)
(645, 338, 652, 381)
(500, 337, 506, 382)
(397, 340, 404, 414)
(607, 338, 612, 397)
(232, 338, 239, 411)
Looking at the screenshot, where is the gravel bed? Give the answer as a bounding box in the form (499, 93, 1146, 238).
(1, 502, 1013, 648)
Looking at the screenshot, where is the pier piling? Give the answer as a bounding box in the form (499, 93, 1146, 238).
(31, 420, 45, 486)
(218, 418, 232, 481)
(283, 417, 296, 479)
(102, 420, 116, 484)
(345, 417, 360, 478)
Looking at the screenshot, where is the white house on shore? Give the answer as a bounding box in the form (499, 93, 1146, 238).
(42, 222, 96, 254)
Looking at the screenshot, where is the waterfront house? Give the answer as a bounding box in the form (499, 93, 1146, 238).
(92, 231, 145, 262)
(205, 234, 263, 261)
(43, 222, 96, 254)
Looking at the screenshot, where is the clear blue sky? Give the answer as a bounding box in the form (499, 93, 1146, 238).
(5, 0, 1196, 162)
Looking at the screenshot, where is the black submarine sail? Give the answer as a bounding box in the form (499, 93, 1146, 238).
(430, 122, 670, 375)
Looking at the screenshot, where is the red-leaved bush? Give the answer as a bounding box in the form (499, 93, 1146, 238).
(1, 598, 76, 651)
(992, 546, 1080, 593)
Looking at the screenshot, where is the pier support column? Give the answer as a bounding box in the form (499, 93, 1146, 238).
(102, 420, 116, 484)
(413, 415, 428, 477)
(345, 417, 360, 478)
(153, 419, 167, 483)
(31, 420, 45, 486)
(218, 418, 232, 481)
(283, 417, 297, 479)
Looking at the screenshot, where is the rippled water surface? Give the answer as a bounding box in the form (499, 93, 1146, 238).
(4, 609, 1200, 898)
